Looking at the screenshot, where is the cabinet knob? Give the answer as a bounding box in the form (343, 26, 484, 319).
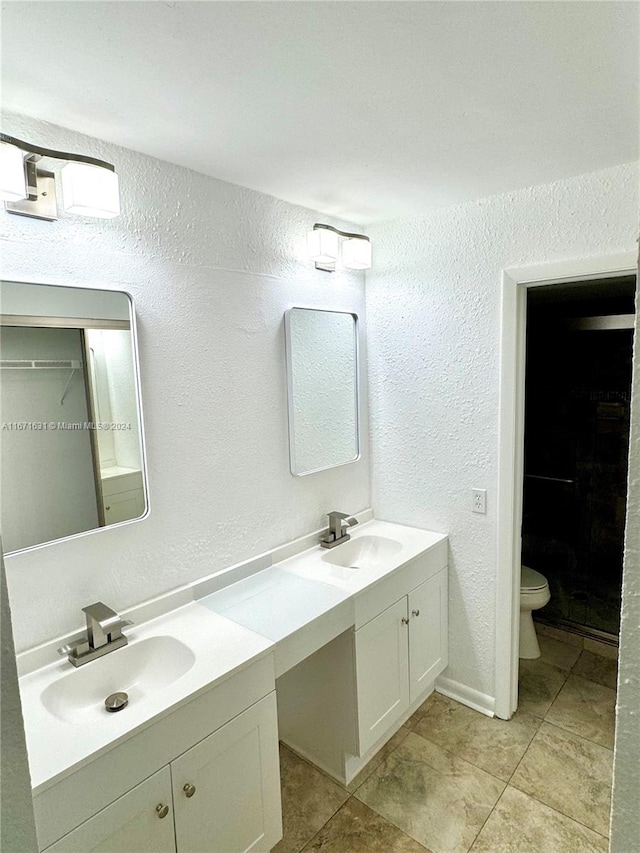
(105, 506, 111, 511)
(401, 617, 410, 625)
(156, 804, 169, 819)
(412, 609, 421, 617)
(183, 783, 196, 798)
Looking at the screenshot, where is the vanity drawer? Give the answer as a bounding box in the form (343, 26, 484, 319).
(33, 654, 275, 851)
(354, 540, 448, 628)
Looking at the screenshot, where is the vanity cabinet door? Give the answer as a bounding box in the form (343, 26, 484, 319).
(42, 768, 175, 853)
(171, 691, 282, 853)
(355, 597, 410, 756)
(408, 568, 448, 702)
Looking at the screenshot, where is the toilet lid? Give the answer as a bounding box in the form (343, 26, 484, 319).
(521, 565, 547, 591)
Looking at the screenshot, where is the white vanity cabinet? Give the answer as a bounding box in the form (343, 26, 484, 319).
(33, 654, 282, 853)
(43, 768, 176, 853)
(277, 537, 449, 786)
(40, 693, 280, 853)
(355, 568, 448, 755)
(42, 694, 280, 853)
(408, 568, 448, 702)
(171, 692, 281, 853)
(355, 597, 410, 753)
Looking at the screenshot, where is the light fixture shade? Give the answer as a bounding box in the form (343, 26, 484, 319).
(0, 142, 27, 201)
(307, 227, 340, 264)
(342, 237, 372, 270)
(61, 162, 120, 218)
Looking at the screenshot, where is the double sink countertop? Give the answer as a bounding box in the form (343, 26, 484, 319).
(18, 518, 447, 793)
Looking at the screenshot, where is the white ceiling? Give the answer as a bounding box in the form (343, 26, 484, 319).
(1, 1, 638, 223)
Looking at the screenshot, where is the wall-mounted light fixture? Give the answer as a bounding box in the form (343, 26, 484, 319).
(0, 133, 120, 222)
(307, 223, 372, 272)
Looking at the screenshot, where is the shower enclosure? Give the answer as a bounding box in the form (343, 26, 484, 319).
(522, 277, 636, 642)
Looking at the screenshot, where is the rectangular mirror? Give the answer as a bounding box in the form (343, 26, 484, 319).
(285, 307, 360, 476)
(0, 281, 147, 554)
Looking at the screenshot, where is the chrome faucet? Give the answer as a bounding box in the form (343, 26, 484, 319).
(58, 602, 132, 667)
(320, 511, 359, 549)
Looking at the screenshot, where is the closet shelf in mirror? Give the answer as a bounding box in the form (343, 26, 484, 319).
(0, 359, 82, 369)
(0, 360, 83, 404)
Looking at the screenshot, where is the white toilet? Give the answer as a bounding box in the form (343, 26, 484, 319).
(520, 565, 551, 659)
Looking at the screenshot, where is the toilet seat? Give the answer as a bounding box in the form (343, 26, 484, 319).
(521, 565, 547, 592)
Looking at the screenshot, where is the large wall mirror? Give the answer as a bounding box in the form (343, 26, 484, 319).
(285, 307, 360, 476)
(0, 281, 148, 554)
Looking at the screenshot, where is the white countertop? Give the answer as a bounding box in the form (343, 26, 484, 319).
(19, 518, 448, 794)
(199, 566, 350, 642)
(20, 602, 273, 792)
(280, 520, 447, 594)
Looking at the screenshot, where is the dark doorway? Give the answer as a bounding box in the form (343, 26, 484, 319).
(522, 276, 636, 641)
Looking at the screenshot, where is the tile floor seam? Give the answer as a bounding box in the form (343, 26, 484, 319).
(308, 798, 434, 853)
(410, 702, 543, 786)
(518, 665, 568, 721)
(539, 717, 615, 754)
(541, 688, 615, 750)
(504, 778, 611, 842)
(352, 790, 434, 853)
(506, 718, 613, 838)
(404, 724, 510, 787)
(465, 784, 511, 852)
(504, 730, 536, 786)
(297, 796, 356, 853)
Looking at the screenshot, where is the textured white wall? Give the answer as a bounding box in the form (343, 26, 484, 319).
(610, 261, 640, 851)
(366, 163, 639, 698)
(0, 113, 369, 652)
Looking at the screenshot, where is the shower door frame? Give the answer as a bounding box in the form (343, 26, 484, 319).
(495, 251, 637, 720)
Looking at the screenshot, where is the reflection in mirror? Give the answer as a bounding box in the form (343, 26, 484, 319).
(0, 281, 147, 553)
(285, 307, 359, 476)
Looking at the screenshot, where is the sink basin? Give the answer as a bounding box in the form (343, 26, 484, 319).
(321, 535, 403, 570)
(41, 635, 196, 722)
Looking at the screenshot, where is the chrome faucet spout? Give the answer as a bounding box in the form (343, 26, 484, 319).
(320, 511, 359, 549)
(83, 602, 126, 649)
(58, 603, 133, 667)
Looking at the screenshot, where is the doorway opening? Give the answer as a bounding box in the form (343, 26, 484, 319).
(495, 252, 637, 722)
(522, 275, 636, 647)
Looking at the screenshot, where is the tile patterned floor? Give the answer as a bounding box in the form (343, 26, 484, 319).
(275, 629, 617, 853)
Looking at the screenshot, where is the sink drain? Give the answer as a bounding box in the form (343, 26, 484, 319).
(105, 691, 129, 712)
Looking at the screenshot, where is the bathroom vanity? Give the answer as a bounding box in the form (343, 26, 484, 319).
(18, 518, 448, 852)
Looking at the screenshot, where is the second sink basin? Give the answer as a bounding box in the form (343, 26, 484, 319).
(321, 535, 403, 570)
(41, 635, 196, 723)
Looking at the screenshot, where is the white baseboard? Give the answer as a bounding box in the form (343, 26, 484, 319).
(435, 676, 495, 717)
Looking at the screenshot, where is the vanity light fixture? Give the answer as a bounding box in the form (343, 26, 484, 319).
(307, 223, 372, 272)
(0, 132, 120, 221)
(0, 141, 28, 201)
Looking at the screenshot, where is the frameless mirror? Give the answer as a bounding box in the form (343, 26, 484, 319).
(285, 307, 359, 476)
(0, 281, 147, 553)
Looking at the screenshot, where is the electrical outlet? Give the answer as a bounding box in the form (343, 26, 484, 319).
(472, 488, 487, 514)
